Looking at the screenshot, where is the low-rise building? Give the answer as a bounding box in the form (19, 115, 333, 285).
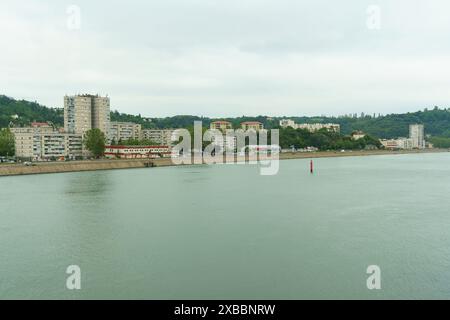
(380, 137, 413, 150)
(104, 145, 171, 159)
(351, 131, 366, 140)
(296, 123, 340, 133)
(279, 119, 340, 133)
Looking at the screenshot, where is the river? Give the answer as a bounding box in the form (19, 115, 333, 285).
(1, 153, 450, 299)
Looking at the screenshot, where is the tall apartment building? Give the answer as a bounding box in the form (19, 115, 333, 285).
(109, 122, 142, 143)
(380, 124, 426, 150)
(64, 94, 110, 136)
(409, 124, 425, 149)
(140, 129, 175, 146)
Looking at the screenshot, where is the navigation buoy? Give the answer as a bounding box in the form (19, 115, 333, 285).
(310, 160, 314, 174)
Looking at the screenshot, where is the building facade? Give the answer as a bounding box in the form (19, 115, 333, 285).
(279, 119, 296, 128)
(109, 122, 142, 143)
(380, 124, 426, 150)
(409, 124, 425, 149)
(104, 145, 171, 159)
(351, 131, 366, 140)
(279, 119, 340, 133)
(210, 121, 233, 131)
(11, 123, 83, 160)
(209, 121, 236, 153)
(64, 94, 110, 136)
(241, 121, 264, 131)
(140, 129, 175, 146)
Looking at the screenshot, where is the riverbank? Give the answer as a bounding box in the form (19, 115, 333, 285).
(0, 148, 448, 177)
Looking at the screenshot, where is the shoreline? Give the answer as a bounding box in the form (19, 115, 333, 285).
(0, 148, 448, 177)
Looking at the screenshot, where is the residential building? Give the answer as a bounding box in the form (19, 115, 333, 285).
(11, 127, 35, 159)
(210, 120, 236, 153)
(380, 139, 402, 150)
(380, 137, 413, 150)
(279, 119, 340, 133)
(64, 94, 110, 136)
(210, 121, 233, 131)
(409, 124, 425, 149)
(241, 121, 264, 131)
(210, 134, 237, 153)
(140, 129, 175, 146)
(109, 121, 142, 143)
(297, 123, 340, 133)
(351, 131, 366, 140)
(380, 124, 426, 150)
(397, 137, 414, 150)
(11, 122, 82, 160)
(279, 119, 296, 128)
(38, 133, 83, 159)
(104, 145, 171, 159)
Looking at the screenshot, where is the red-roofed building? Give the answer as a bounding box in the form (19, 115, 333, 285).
(241, 121, 264, 131)
(31, 122, 52, 128)
(210, 121, 233, 131)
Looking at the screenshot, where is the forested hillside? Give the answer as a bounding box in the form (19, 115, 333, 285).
(0, 95, 63, 128)
(2, 95, 450, 141)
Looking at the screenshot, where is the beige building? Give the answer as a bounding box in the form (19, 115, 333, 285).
(141, 129, 175, 146)
(11, 128, 35, 159)
(241, 121, 264, 131)
(64, 94, 110, 136)
(210, 121, 233, 131)
(351, 131, 366, 140)
(109, 122, 142, 143)
(11, 122, 82, 160)
(380, 137, 413, 150)
(380, 124, 426, 150)
(11, 122, 54, 158)
(279, 119, 296, 128)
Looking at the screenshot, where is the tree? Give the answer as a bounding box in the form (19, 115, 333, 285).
(83, 128, 106, 158)
(0, 128, 15, 157)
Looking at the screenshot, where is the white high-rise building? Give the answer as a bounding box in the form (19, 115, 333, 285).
(64, 94, 110, 137)
(409, 124, 425, 149)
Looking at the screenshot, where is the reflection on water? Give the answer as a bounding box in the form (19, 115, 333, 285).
(64, 171, 112, 196)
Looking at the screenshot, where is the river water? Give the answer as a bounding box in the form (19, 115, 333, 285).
(1, 152, 450, 299)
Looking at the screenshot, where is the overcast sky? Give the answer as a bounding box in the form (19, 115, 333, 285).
(1, 0, 450, 117)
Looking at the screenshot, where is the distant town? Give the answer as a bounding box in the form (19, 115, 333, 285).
(0, 94, 437, 163)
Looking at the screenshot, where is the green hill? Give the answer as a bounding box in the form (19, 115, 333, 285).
(0, 95, 63, 128)
(2, 94, 450, 142)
